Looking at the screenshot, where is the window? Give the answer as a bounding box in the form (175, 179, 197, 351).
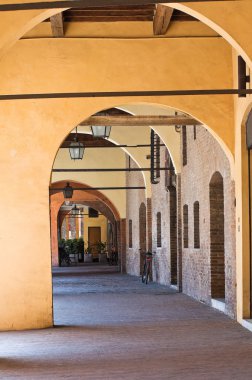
(129, 219, 132, 248)
(193, 125, 197, 140)
(157, 212, 162, 247)
(182, 126, 187, 166)
(183, 205, 188, 248)
(194, 201, 200, 248)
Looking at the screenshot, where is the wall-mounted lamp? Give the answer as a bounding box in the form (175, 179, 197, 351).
(90, 125, 111, 139)
(63, 182, 73, 199)
(69, 127, 85, 160)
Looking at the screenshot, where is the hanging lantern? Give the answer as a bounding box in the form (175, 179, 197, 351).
(69, 127, 85, 160)
(63, 182, 73, 199)
(90, 125, 111, 139)
(71, 204, 79, 215)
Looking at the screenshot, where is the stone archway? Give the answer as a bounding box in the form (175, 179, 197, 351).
(209, 172, 225, 300)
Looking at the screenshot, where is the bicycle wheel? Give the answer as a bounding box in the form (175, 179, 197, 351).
(142, 263, 147, 283)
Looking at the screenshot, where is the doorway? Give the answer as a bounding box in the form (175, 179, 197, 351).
(88, 226, 102, 260)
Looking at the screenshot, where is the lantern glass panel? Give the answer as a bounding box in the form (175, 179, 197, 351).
(69, 141, 84, 160)
(91, 126, 111, 138)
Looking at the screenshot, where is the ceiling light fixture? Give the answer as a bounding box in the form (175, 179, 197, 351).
(90, 125, 111, 139)
(71, 204, 80, 215)
(63, 182, 74, 199)
(69, 127, 85, 160)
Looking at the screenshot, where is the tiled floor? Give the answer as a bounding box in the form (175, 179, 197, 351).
(1, 265, 252, 379)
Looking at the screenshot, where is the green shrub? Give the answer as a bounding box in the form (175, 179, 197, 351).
(59, 237, 84, 255)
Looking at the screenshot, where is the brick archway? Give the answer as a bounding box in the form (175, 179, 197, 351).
(209, 172, 225, 300)
(50, 181, 120, 266)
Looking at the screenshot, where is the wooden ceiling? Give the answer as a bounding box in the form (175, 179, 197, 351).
(62, 5, 195, 23)
(49, 5, 197, 37)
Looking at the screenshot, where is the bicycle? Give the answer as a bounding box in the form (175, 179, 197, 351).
(59, 247, 72, 267)
(141, 251, 154, 284)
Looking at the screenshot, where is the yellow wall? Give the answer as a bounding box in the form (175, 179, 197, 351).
(52, 144, 127, 217)
(83, 214, 108, 249)
(173, 1, 252, 68)
(0, 37, 234, 152)
(0, 34, 234, 330)
(231, 49, 252, 322)
(24, 20, 218, 39)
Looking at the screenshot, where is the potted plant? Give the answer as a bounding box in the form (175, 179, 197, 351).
(84, 242, 93, 263)
(97, 241, 107, 263)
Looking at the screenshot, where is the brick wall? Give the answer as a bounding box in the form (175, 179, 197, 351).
(126, 157, 146, 276)
(176, 174, 183, 292)
(151, 146, 172, 285)
(139, 202, 147, 273)
(170, 187, 177, 285)
(181, 126, 236, 318)
(126, 146, 177, 286)
(147, 198, 152, 251)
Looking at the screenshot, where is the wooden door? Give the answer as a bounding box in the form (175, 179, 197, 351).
(88, 227, 101, 258)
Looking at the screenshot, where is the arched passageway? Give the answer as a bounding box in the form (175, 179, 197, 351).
(0, 0, 252, 342)
(50, 180, 121, 267)
(209, 172, 225, 300)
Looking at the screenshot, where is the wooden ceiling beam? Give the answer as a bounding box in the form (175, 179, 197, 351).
(0, 1, 226, 13)
(64, 16, 153, 22)
(65, 9, 154, 16)
(153, 4, 173, 35)
(50, 13, 64, 37)
(80, 115, 201, 126)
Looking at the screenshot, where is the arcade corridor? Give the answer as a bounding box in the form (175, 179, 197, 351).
(1, 265, 252, 379)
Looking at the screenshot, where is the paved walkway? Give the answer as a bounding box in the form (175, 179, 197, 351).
(1, 265, 252, 379)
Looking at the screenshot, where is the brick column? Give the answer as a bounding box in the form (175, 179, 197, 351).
(147, 198, 152, 252)
(176, 174, 183, 292)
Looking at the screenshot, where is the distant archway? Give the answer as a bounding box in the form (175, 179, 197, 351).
(50, 180, 120, 266)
